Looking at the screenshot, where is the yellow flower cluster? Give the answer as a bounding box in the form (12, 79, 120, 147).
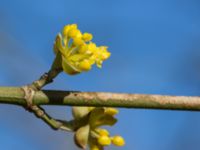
(89, 107, 125, 150)
(72, 106, 125, 150)
(90, 128, 125, 150)
(54, 24, 111, 75)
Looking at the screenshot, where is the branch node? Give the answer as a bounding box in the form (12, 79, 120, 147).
(31, 72, 49, 90)
(21, 86, 35, 109)
(31, 105, 45, 118)
(21, 86, 72, 131)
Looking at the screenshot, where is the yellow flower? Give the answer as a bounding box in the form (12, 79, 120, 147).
(82, 32, 93, 41)
(105, 108, 119, 116)
(73, 37, 85, 46)
(78, 44, 88, 54)
(62, 24, 77, 37)
(88, 42, 97, 53)
(54, 24, 111, 75)
(111, 136, 125, 147)
(79, 60, 92, 71)
(68, 28, 82, 38)
(97, 135, 111, 146)
(99, 46, 111, 60)
(98, 129, 110, 136)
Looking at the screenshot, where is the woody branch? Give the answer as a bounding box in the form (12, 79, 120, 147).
(1, 86, 200, 111)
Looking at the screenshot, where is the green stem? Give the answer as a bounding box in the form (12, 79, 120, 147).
(24, 104, 87, 131)
(1, 86, 200, 111)
(31, 68, 62, 90)
(29, 105, 61, 129)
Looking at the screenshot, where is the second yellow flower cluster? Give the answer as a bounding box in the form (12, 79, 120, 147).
(92, 128, 125, 149)
(73, 106, 125, 150)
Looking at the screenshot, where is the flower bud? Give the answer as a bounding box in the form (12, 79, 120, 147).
(82, 32, 93, 41)
(98, 135, 111, 146)
(111, 136, 125, 147)
(73, 38, 85, 46)
(68, 29, 82, 38)
(79, 60, 92, 71)
(63, 24, 77, 36)
(105, 108, 119, 116)
(98, 129, 110, 136)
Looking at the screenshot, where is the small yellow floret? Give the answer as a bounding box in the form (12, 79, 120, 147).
(70, 24, 78, 29)
(79, 60, 91, 71)
(68, 29, 79, 38)
(102, 51, 111, 60)
(78, 44, 88, 54)
(111, 136, 125, 147)
(63, 24, 77, 36)
(98, 129, 110, 136)
(98, 135, 111, 146)
(105, 108, 119, 116)
(73, 38, 85, 46)
(82, 32, 93, 41)
(88, 42, 97, 52)
(99, 46, 111, 60)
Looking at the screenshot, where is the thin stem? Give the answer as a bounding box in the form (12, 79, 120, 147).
(1, 87, 200, 111)
(28, 105, 60, 129)
(31, 68, 62, 90)
(25, 105, 87, 131)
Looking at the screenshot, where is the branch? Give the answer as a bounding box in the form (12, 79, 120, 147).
(1, 86, 200, 111)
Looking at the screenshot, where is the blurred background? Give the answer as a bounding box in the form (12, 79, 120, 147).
(0, 0, 200, 150)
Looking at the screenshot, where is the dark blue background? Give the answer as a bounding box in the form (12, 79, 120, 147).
(0, 0, 200, 150)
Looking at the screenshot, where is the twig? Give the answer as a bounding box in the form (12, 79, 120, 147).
(31, 68, 62, 90)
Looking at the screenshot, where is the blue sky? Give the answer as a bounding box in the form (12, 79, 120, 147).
(0, 0, 200, 150)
